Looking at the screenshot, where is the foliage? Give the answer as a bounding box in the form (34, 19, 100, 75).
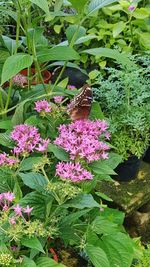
(92, 54, 150, 159)
(133, 245, 150, 267)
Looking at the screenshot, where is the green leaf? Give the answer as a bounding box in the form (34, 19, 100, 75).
(100, 233, 134, 267)
(0, 132, 14, 147)
(36, 257, 66, 267)
(19, 157, 43, 171)
(87, 0, 117, 16)
(1, 53, 33, 85)
(0, 167, 15, 192)
(18, 256, 37, 267)
(75, 34, 96, 45)
(61, 209, 91, 226)
(37, 46, 80, 63)
(92, 216, 118, 234)
(13, 181, 22, 202)
(82, 48, 134, 67)
(25, 115, 41, 126)
(0, 49, 9, 63)
(86, 244, 110, 267)
(30, 0, 50, 16)
(12, 100, 28, 126)
(113, 22, 126, 38)
(69, 0, 88, 13)
(65, 194, 100, 209)
(139, 33, 150, 49)
(100, 207, 125, 225)
(1, 35, 22, 54)
(95, 192, 113, 202)
(90, 102, 105, 119)
(66, 25, 86, 44)
(48, 144, 70, 161)
(0, 120, 12, 130)
(19, 172, 48, 192)
(21, 237, 45, 253)
(106, 152, 122, 169)
(133, 8, 149, 19)
(90, 160, 116, 175)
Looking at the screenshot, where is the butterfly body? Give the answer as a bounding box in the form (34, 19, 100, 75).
(69, 85, 93, 121)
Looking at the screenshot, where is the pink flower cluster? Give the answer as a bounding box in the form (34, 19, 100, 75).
(54, 120, 110, 162)
(56, 162, 93, 182)
(11, 124, 49, 156)
(12, 74, 27, 87)
(53, 96, 64, 104)
(10, 204, 33, 223)
(0, 153, 18, 167)
(0, 192, 14, 211)
(34, 100, 52, 113)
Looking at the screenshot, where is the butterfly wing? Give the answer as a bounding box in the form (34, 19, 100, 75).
(69, 85, 93, 121)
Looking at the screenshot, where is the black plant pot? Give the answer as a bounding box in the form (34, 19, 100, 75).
(143, 147, 150, 163)
(113, 155, 141, 182)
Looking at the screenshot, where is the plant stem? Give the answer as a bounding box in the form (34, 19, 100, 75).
(4, 79, 13, 111)
(41, 167, 49, 182)
(15, 0, 21, 54)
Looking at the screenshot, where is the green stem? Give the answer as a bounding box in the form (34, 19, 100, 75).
(4, 79, 13, 111)
(15, 0, 21, 54)
(41, 167, 49, 182)
(0, 88, 4, 110)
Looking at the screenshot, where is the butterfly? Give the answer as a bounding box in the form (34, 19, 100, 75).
(69, 84, 93, 121)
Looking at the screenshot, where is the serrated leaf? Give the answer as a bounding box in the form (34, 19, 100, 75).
(19, 172, 48, 192)
(1, 53, 33, 85)
(21, 237, 45, 253)
(48, 144, 70, 161)
(92, 216, 118, 234)
(86, 244, 110, 267)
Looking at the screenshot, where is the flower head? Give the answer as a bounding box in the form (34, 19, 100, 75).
(3, 192, 14, 202)
(0, 153, 18, 167)
(23, 205, 33, 215)
(34, 100, 52, 113)
(53, 96, 64, 104)
(11, 124, 50, 156)
(56, 162, 93, 182)
(54, 120, 110, 162)
(13, 204, 22, 217)
(12, 73, 27, 87)
(68, 85, 76, 90)
(128, 5, 136, 11)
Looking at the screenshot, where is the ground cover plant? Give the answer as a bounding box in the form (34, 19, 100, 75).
(0, 0, 149, 266)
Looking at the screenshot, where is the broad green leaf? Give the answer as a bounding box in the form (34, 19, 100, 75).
(87, 0, 117, 16)
(19, 192, 49, 219)
(90, 160, 116, 175)
(19, 256, 37, 267)
(66, 25, 86, 44)
(100, 233, 134, 267)
(0, 167, 15, 192)
(60, 209, 91, 226)
(0, 132, 14, 147)
(106, 152, 122, 169)
(100, 207, 125, 225)
(0, 49, 9, 63)
(113, 22, 126, 38)
(92, 216, 118, 234)
(21, 237, 45, 253)
(90, 102, 105, 119)
(133, 8, 149, 19)
(1, 35, 22, 54)
(82, 48, 134, 67)
(75, 34, 96, 45)
(13, 181, 22, 202)
(19, 157, 43, 171)
(0, 120, 12, 130)
(36, 257, 66, 267)
(86, 244, 110, 267)
(30, 0, 50, 16)
(12, 100, 28, 126)
(25, 115, 41, 126)
(1, 53, 33, 85)
(48, 144, 70, 161)
(69, 0, 88, 12)
(19, 172, 48, 192)
(139, 33, 150, 49)
(65, 194, 100, 209)
(37, 46, 80, 63)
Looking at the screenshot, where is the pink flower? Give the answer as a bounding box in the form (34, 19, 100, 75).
(3, 192, 14, 202)
(3, 204, 9, 211)
(68, 85, 76, 90)
(54, 120, 110, 162)
(0, 153, 18, 167)
(13, 204, 22, 217)
(56, 162, 93, 182)
(11, 124, 50, 156)
(23, 205, 33, 215)
(128, 5, 135, 11)
(53, 96, 64, 103)
(34, 100, 51, 113)
(9, 217, 16, 225)
(12, 74, 27, 87)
